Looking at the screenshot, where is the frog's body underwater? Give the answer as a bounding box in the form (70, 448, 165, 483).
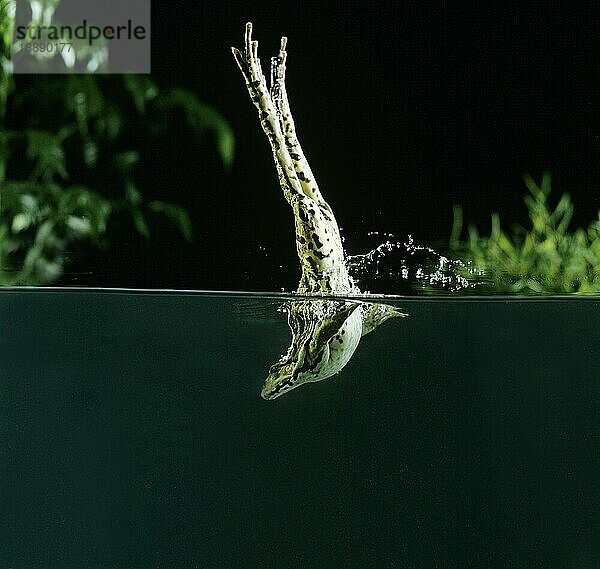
(232, 23, 405, 400)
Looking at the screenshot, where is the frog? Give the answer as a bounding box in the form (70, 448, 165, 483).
(232, 23, 405, 399)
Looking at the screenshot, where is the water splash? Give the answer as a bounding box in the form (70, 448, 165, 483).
(253, 233, 485, 295)
(346, 232, 483, 295)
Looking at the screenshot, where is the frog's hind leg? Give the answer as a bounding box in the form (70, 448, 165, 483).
(269, 38, 327, 207)
(233, 24, 348, 293)
(231, 23, 306, 207)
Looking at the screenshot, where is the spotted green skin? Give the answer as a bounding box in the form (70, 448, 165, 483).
(233, 24, 405, 399)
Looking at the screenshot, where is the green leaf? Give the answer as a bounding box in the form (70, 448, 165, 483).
(66, 215, 92, 236)
(157, 88, 235, 168)
(11, 212, 30, 232)
(131, 208, 149, 238)
(96, 103, 122, 141)
(115, 151, 140, 172)
(26, 130, 67, 180)
(0, 1, 15, 61)
(125, 180, 142, 206)
(65, 76, 105, 120)
(123, 75, 159, 113)
(148, 199, 193, 242)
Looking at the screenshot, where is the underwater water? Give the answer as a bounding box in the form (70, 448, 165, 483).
(0, 289, 598, 568)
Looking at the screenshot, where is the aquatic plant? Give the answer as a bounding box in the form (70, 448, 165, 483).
(450, 172, 600, 294)
(0, 0, 234, 285)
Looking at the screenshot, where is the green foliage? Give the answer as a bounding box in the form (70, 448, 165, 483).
(10, 0, 107, 74)
(0, 1, 15, 60)
(0, 0, 15, 181)
(450, 172, 600, 294)
(155, 88, 235, 168)
(0, 0, 234, 285)
(0, 181, 110, 284)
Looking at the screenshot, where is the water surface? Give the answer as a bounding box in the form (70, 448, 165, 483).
(0, 290, 598, 568)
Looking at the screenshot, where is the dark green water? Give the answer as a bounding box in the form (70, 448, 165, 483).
(1, 290, 598, 568)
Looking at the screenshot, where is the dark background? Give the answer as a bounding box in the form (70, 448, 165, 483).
(80, 1, 600, 291)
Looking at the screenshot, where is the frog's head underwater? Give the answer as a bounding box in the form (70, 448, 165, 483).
(261, 301, 405, 400)
(261, 301, 362, 400)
